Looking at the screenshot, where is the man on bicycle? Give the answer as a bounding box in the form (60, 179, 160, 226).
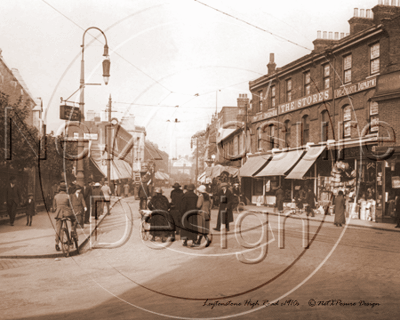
(53, 182, 77, 251)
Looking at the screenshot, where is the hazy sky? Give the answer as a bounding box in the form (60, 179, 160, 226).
(0, 0, 379, 157)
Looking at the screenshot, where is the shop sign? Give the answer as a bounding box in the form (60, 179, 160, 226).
(252, 108, 277, 122)
(83, 133, 98, 140)
(375, 71, 400, 96)
(278, 88, 332, 116)
(60, 104, 81, 121)
(334, 77, 376, 99)
(392, 176, 400, 189)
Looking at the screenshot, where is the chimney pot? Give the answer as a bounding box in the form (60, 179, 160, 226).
(366, 9, 371, 18)
(360, 9, 365, 17)
(335, 32, 339, 40)
(269, 53, 275, 63)
(346, 33, 350, 36)
(328, 31, 332, 39)
(340, 32, 344, 39)
(317, 30, 321, 39)
(391, 0, 396, 5)
(323, 31, 327, 39)
(354, 8, 359, 17)
(384, 0, 389, 5)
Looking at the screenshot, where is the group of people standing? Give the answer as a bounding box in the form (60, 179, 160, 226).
(142, 181, 237, 247)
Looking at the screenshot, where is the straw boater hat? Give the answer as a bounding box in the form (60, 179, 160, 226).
(187, 184, 195, 191)
(93, 182, 101, 187)
(155, 187, 162, 194)
(172, 182, 181, 188)
(59, 182, 67, 192)
(220, 182, 228, 188)
(197, 185, 206, 193)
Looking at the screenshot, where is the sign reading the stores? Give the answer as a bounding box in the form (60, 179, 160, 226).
(278, 88, 332, 115)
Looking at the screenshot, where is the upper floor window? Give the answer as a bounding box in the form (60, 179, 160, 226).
(323, 64, 330, 89)
(369, 101, 379, 134)
(286, 79, 292, 102)
(304, 71, 311, 96)
(343, 105, 352, 138)
(257, 127, 262, 150)
(284, 120, 291, 147)
(302, 115, 309, 145)
(321, 110, 329, 142)
(343, 54, 352, 84)
(271, 86, 276, 108)
(370, 43, 380, 75)
(258, 90, 263, 112)
(269, 124, 275, 149)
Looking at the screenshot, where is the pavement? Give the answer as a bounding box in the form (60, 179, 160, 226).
(1, 198, 399, 259)
(0, 197, 122, 259)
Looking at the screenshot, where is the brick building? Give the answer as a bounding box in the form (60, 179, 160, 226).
(239, 2, 400, 223)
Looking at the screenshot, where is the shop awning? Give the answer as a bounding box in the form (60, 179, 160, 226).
(91, 156, 132, 180)
(286, 146, 326, 179)
(255, 150, 305, 177)
(239, 155, 271, 177)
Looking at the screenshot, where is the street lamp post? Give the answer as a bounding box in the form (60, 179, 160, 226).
(76, 27, 110, 188)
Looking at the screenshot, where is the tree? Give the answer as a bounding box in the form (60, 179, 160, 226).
(191, 130, 206, 179)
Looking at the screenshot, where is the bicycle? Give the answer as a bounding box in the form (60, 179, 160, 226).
(58, 217, 79, 257)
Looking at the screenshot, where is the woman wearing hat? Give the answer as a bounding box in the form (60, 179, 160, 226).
(148, 187, 172, 242)
(180, 184, 198, 246)
(194, 185, 211, 247)
(53, 182, 77, 251)
(214, 182, 234, 231)
(170, 183, 184, 239)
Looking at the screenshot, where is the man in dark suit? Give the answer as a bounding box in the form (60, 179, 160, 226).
(139, 183, 150, 210)
(214, 182, 234, 231)
(70, 185, 87, 228)
(5, 176, 21, 226)
(82, 181, 92, 224)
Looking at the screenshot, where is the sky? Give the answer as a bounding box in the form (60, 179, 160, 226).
(0, 0, 380, 157)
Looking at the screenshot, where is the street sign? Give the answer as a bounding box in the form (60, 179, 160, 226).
(84, 133, 98, 140)
(60, 104, 81, 121)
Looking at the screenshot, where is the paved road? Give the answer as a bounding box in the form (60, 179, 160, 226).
(1, 198, 399, 319)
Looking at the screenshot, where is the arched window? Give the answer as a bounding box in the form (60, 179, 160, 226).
(302, 115, 309, 145)
(284, 120, 291, 147)
(269, 124, 275, 149)
(343, 105, 351, 138)
(321, 110, 329, 141)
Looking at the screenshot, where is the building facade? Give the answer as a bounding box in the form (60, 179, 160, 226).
(241, 2, 400, 223)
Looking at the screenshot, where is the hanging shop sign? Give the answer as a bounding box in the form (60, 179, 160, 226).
(60, 104, 81, 121)
(334, 77, 376, 99)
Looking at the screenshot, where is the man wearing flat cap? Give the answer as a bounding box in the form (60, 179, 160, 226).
(214, 182, 234, 231)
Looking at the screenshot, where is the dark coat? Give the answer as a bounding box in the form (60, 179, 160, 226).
(83, 185, 92, 204)
(148, 194, 172, 238)
(139, 184, 150, 199)
(197, 193, 211, 235)
(275, 187, 284, 211)
(6, 184, 21, 206)
(70, 192, 86, 216)
(53, 191, 74, 219)
(91, 187, 104, 216)
(170, 188, 184, 233)
(180, 190, 199, 241)
(217, 188, 234, 224)
(305, 189, 316, 209)
(334, 194, 346, 224)
(23, 198, 36, 216)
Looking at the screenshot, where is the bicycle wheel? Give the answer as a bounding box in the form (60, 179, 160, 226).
(60, 227, 71, 257)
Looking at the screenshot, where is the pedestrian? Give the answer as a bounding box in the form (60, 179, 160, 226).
(83, 181, 92, 224)
(22, 193, 36, 226)
(232, 182, 241, 210)
(148, 187, 171, 242)
(70, 185, 87, 228)
(101, 181, 112, 215)
(213, 182, 234, 232)
(305, 186, 316, 217)
(124, 182, 130, 198)
(334, 190, 346, 227)
(275, 185, 284, 213)
(53, 182, 77, 251)
(183, 185, 188, 194)
(180, 184, 198, 246)
(5, 176, 21, 226)
(91, 182, 104, 218)
(139, 182, 150, 210)
(170, 182, 184, 239)
(194, 185, 211, 247)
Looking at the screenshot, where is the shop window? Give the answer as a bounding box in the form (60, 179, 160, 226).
(269, 124, 275, 149)
(271, 86, 276, 108)
(253, 179, 263, 196)
(321, 110, 329, 141)
(370, 42, 380, 75)
(323, 64, 330, 89)
(369, 101, 379, 134)
(286, 79, 292, 102)
(304, 71, 311, 96)
(343, 105, 352, 138)
(284, 120, 291, 147)
(343, 54, 352, 84)
(302, 115, 309, 145)
(259, 90, 263, 112)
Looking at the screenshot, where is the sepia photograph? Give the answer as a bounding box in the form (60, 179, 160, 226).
(0, 0, 399, 319)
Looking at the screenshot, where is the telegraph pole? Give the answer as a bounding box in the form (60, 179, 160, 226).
(196, 138, 199, 186)
(107, 94, 112, 187)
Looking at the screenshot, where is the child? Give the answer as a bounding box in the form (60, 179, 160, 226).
(23, 193, 36, 226)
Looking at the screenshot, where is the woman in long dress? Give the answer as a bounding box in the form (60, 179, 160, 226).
(334, 190, 346, 227)
(194, 185, 211, 247)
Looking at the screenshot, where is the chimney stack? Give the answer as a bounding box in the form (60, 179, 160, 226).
(348, 7, 374, 35)
(373, 0, 400, 24)
(313, 31, 340, 53)
(267, 53, 276, 75)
